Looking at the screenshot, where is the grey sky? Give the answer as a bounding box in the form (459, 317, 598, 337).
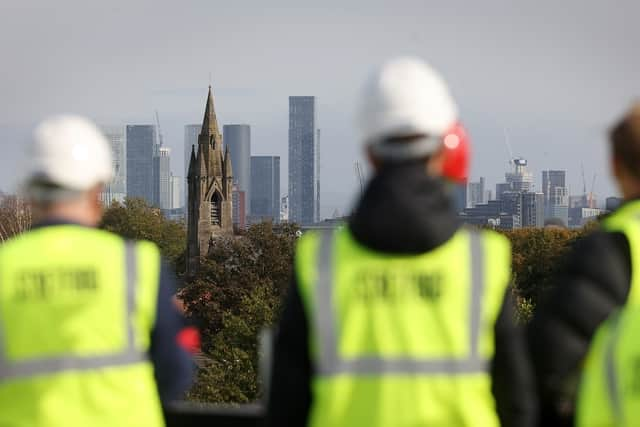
(1, 0, 639, 216)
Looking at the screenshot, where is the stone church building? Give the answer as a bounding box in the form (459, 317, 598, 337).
(186, 86, 233, 276)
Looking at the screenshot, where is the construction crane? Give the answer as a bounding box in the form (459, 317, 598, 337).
(354, 161, 364, 198)
(589, 173, 597, 208)
(581, 162, 588, 207)
(155, 110, 164, 147)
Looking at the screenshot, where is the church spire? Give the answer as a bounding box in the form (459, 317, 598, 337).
(224, 144, 233, 178)
(187, 144, 197, 178)
(201, 85, 220, 138)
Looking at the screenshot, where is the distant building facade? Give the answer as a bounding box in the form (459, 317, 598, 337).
(288, 96, 319, 225)
(505, 158, 533, 192)
(521, 192, 545, 227)
(186, 87, 234, 276)
(223, 124, 251, 218)
(232, 187, 246, 230)
(126, 124, 156, 205)
(250, 156, 280, 223)
(100, 125, 126, 206)
(467, 177, 486, 208)
(154, 147, 171, 209)
(280, 195, 289, 222)
(606, 196, 623, 212)
(170, 173, 182, 210)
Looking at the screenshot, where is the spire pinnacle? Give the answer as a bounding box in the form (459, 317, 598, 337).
(201, 86, 220, 137)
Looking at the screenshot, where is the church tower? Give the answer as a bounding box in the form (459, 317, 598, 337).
(186, 86, 234, 276)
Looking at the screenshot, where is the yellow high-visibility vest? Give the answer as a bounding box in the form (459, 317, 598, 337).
(577, 200, 640, 427)
(295, 227, 511, 427)
(0, 225, 164, 427)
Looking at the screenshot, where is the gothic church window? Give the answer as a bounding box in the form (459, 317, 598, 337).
(211, 192, 222, 226)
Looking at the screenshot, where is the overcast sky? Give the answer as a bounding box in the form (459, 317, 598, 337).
(1, 0, 639, 216)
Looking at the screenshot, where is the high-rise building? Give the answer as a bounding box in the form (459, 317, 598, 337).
(232, 187, 246, 230)
(288, 96, 319, 225)
(280, 195, 289, 222)
(521, 192, 545, 227)
(452, 184, 467, 213)
(606, 196, 623, 212)
(183, 124, 200, 208)
(186, 86, 234, 276)
(505, 158, 533, 192)
(153, 147, 171, 209)
(250, 156, 280, 223)
(223, 124, 251, 216)
(100, 125, 126, 206)
(126, 125, 156, 205)
(495, 183, 511, 201)
(170, 173, 182, 210)
(548, 186, 569, 226)
(542, 170, 567, 221)
(467, 177, 486, 208)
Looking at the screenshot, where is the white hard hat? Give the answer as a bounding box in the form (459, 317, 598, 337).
(357, 57, 458, 160)
(25, 115, 113, 194)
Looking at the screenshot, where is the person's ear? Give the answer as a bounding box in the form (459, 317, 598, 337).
(427, 147, 446, 176)
(366, 147, 381, 172)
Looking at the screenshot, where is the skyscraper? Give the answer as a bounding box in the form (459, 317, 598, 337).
(505, 158, 533, 192)
(288, 96, 319, 225)
(542, 170, 568, 224)
(223, 124, 251, 216)
(183, 124, 200, 208)
(100, 125, 126, 206)
(250, 156, 280, 223)
(170, 173, 182, 210)
(154, 147, 171, 209)
(521, 192, 545, 227)
(467, 177, 486, 208)
(126, 125, 156, 205)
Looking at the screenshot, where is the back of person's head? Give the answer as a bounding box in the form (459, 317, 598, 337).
(23, 115, 113, 223)
(357, 57, 469, 183)
(610, 103, 640, 197)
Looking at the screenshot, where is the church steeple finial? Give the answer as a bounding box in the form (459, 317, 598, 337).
(201, 85, 220, 137)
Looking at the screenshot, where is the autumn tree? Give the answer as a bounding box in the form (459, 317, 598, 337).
(100, 197, 186, 269)
(181, 222, 299, 403)
(0, 195, 32, 242)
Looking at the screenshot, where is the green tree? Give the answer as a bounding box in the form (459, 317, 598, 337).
(181, 222, 299, 403)
(502, 226, 595, 321)
(100, 198, 186, 269)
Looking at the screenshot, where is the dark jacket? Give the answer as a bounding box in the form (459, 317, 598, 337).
(528, 220, 631, 426)
(267, 163, 538, 427)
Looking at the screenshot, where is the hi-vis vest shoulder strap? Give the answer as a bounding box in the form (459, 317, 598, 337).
(311, 229, 488, 376)
(0, 240, 146, 381)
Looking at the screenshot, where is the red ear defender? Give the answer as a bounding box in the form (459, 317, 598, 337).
(441, 122, 470, 184)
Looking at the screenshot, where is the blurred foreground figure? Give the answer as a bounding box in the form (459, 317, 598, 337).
(544, 104, 640, 427)
(0, 116, 194, 427)
(529, 104, 640, 426)
(267, 58, 537, 427)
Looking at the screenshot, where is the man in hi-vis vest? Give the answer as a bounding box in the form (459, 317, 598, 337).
(267, 58, 537, 427)
(0, 116, 195, 427)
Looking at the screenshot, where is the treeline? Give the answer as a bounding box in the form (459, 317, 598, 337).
(0, 197, 598, 402)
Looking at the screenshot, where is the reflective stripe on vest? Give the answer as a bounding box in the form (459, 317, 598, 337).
(313, 229, 487, 376)
(0, 241, 147, 380)
(604, 311, 624, 425)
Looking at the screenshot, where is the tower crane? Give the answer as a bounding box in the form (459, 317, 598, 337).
(589, 173, 597, 208)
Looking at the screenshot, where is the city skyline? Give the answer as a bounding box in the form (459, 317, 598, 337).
(2, 1, 639, 218)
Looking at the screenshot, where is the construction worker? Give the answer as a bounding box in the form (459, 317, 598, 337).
(0, 116, 195, 426)
(267, 57, 537, 427)
(529, 103, 640, 426)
